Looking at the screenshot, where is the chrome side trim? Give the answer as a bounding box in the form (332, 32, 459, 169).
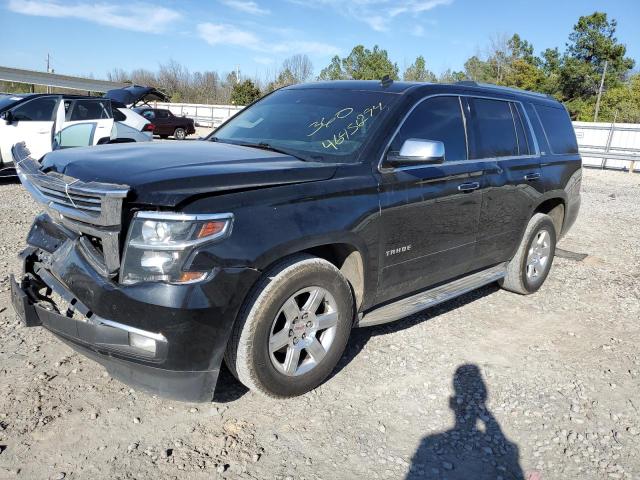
(358, 263, 506, 328)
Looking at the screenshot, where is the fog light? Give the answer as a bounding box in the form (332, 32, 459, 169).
(129, 332, 157, 354)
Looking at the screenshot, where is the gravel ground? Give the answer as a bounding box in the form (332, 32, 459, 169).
(0, 168, 639, 480)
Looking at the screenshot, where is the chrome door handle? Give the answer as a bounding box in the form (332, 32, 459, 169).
(524, 173, 541, 181)
(458, 182, 480, 192)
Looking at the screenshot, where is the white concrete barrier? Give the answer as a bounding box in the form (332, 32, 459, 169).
(150, 102, 244, 128)
(573, 121, 640, 172)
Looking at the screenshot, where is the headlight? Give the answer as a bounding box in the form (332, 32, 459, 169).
(121, 212, 233, 285)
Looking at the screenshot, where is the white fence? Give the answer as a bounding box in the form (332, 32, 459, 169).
(573, 121, 640, 172)
(146, 102, 640, 172)
(150, 102, 244, 128)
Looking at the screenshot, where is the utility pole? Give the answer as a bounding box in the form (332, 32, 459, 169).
(236, 65, 240, 83)
(594, 59, 608, 123)
(46, 53, 51, 93)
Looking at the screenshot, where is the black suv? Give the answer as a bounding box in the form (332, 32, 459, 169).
(10, 80, 581, 401)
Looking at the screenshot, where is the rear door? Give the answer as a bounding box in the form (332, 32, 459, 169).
(0, 96, 59, 161)
(466, 96, 544, 268)
(64, 98, 114, 144)
(376, 95, 488, 304)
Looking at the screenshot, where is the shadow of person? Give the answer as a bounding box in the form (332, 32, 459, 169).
(407, 364, 525, 480)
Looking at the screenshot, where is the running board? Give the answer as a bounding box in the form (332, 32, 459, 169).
(358, 264, 506, 328)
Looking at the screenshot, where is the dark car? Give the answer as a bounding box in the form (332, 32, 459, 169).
(11, 80, 581, 402)
(133, 107, 196, 140)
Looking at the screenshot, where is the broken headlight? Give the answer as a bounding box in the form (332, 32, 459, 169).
(121, 212, 233, 285)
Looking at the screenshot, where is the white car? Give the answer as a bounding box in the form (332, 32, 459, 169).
(0, 93, 153, 176)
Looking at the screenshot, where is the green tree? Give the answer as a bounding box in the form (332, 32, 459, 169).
(576, 73, 640, 122)
(403, 56, 437, 82)
(561, 12, 635, 103)
(265, 68, 296, 93)
(438, 69, 466, 83)
(318, 45, 399, 81)
(230, 79, 261, 106)
(463, 55, 491, 82)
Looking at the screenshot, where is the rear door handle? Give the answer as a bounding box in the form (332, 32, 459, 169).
(524, 173, 541, 181)
(457, 182, 480, 192)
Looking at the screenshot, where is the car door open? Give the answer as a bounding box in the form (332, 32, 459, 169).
(64, 99, 114, 144)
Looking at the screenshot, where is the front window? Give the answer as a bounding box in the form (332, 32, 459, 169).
(212, 88, 399, 163)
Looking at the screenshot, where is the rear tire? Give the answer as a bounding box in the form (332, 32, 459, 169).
(501, 213, 556, 295)
(174, 127, 186, 140)
(225, 254, 354, 398)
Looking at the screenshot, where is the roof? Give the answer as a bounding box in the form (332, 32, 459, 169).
(285, 80, 559, 105)
(286, 80, 419, 94)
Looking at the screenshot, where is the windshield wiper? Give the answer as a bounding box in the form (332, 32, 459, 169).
(234, 142, 307, 161)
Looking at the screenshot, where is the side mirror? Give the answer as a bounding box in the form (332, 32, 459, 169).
(1, 110, 13, 124)
(384, 139, 445, 168)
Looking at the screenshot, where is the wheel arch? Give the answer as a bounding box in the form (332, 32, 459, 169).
(253, 239, 370, 312)
(533, 195, 566, 237)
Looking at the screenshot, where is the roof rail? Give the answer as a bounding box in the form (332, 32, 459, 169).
(454, 80, 553, 100)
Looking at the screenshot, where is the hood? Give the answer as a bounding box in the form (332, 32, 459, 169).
(40, 141, 337, 206)
(104, 86, 169, 106)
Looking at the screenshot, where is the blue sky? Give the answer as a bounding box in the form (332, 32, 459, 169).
(1, 0, 638, 81)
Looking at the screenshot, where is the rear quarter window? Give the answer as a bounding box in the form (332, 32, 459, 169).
(534, 104, 578, 155)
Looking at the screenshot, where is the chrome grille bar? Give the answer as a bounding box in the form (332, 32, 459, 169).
(12, 142, 129, 275)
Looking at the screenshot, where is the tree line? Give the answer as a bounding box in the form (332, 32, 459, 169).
(1, 12, 636, 122)
(237, 11, 637, 122)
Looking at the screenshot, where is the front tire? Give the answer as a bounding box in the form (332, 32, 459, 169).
(501, 213, 556, 295)
(225, 255, 354, 398)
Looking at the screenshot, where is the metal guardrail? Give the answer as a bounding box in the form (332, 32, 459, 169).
(574, 121, 640, 173)
(0, 65, 125, 93)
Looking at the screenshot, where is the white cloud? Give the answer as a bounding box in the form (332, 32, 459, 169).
(411, 25, 425, 37)
(197, 23, 262, 49)
(254, 56, 274, 65)
(6, 0, 181, 33)
(221, 0, 269, 15)
(197, 22, 340, 57)
(290, 0, 452, 31)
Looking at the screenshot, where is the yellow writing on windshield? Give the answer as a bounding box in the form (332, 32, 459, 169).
(309, 102, 384, 150)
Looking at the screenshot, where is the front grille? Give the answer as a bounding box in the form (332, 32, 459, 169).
(13, 142, 129, 275)
(37, 184, 102, 212)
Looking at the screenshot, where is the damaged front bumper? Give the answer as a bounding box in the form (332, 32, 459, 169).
(11, 219, 259, 403)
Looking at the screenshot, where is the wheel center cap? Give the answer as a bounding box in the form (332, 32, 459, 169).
(293, 322, 306, 334)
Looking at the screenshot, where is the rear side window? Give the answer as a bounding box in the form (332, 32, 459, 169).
(70, 100, 112, 121)
(467, 98, 518, 158)
(390, 96, 467, 162)
(156, 110, 170, 119)
(11, 97, 57, 121)
(534, 104, 578, 154)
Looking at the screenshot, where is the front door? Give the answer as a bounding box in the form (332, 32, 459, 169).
(376, 95, 486, 304)
(0, 96, 59, 162)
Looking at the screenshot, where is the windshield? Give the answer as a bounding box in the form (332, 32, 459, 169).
(0, 94, 27, 112)
(211, 88, 399, 163)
